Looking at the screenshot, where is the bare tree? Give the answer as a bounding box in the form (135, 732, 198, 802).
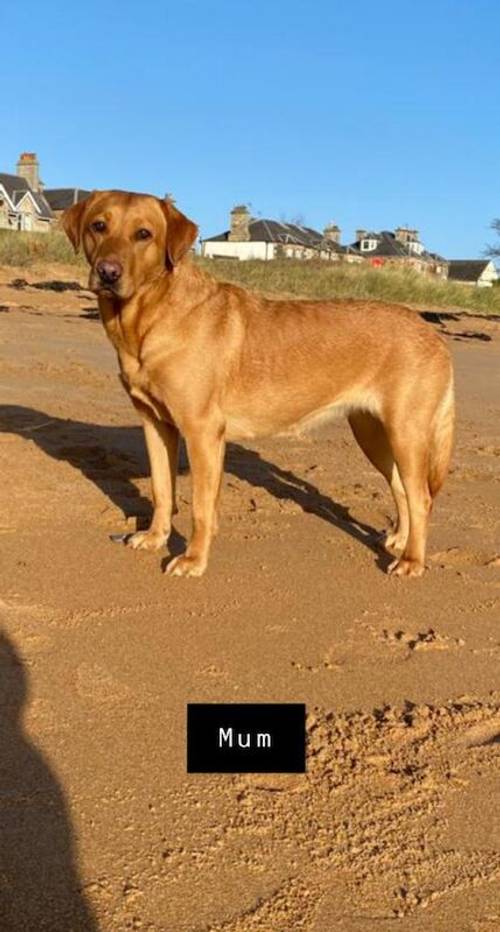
(279, 211, 307, 227)
(485, 219, 500, 257)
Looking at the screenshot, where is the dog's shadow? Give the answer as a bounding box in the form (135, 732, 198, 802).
(0, 405, 390, 571)
(225, 443, 389, 569)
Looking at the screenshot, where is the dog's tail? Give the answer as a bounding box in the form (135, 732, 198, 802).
(428, 368, 455, 499)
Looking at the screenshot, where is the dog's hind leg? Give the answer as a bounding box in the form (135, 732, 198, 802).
(348, 411, 409, 552)
(386, 434, 432, 578)
(211, 467, 224, 537)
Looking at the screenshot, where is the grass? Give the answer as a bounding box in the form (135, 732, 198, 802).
(199, 258, 500, 315)
(0, 229, 84, 268)
(1, 230, 498, 314)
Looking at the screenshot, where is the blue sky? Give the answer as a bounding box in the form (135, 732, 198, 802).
(1, 0, 498, 257)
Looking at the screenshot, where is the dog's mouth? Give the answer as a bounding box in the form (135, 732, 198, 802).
(94, 283, 118, 296)
(90, 274, 122, 298)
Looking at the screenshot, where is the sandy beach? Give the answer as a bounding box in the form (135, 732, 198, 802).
(0, 266, 498, 931)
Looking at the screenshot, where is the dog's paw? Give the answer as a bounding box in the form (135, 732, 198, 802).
(384, 528, 408, 552)
(388, 557, 425, 578)
(165, 553, 207, 578)
(126, 529, 167, 552)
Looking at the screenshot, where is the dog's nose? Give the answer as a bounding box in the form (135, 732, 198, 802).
(96, 259, 123, 285)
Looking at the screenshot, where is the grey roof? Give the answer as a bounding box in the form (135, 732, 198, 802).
(203, 218, 345, 252)
(349, 230, 440, 262)
(0, 172, 29, 199)
(31, 191, 53, 219)
(427, 251, 447, 262)
(350, 230, 411, 257)
(447, 260, 492, 282)
(12, 189, 30, 205)
(44, 188, 91, 211)
(0, 172, 53, 219)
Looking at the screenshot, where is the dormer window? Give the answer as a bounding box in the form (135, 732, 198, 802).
(361, 238, 377, 252)
(408, 241, 423, 255)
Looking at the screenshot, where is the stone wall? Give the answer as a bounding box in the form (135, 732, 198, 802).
(0, 198, 10, 229)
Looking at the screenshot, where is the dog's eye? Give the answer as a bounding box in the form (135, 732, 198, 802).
(90, 220, 106, 233)
(135, 228, 152, 241)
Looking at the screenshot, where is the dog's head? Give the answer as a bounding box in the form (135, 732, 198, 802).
(62, 190, 198, 301)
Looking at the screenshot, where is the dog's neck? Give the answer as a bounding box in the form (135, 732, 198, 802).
(95, 258, 215, 357)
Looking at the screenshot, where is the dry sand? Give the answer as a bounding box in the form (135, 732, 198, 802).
(0, 265, 498, 931)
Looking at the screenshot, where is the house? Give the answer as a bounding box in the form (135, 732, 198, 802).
(201, 210, 450, 276)
(0, 153, 54, 232)
(447, 259, 497, 288)
(0, 152, 92, 231)
(44, 188, 91, 219)
(201, 205, 347, 261)
(349, 226, 448, 277)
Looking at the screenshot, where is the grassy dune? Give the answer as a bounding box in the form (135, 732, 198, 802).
(0, 229, 83, 267)
(201, 258, 500, 315)
(1, 230, 498, 314)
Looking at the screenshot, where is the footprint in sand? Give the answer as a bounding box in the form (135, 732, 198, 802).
(380, 627, 465, 652)
(429, 547, 491, 568)
(461, 718, 500, 747)
(75, 662, 132, 703)
(196, 664, 229, 680)
(475, 445, 500, 457)
(449, 466, 496, 482)
(291, 646, 343, 674)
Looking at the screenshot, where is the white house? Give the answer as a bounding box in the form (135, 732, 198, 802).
(447, 259, 498, 288)
(201, 205, 345, 261)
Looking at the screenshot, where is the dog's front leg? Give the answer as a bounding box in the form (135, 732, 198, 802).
(166, 423, 225, 578)
(127, 403, 179, 552)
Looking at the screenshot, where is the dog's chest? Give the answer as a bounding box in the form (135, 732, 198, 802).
(103, 313, 156, 407)
(117, 348, 166, 419)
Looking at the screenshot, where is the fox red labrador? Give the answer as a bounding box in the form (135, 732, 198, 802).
(63, 191, 454, 578)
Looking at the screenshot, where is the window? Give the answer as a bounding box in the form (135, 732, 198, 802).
(408, 241, 423, 255)
(361, 238, 377, 252)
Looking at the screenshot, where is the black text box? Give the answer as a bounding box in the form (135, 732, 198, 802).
(187, 703, 306, 773)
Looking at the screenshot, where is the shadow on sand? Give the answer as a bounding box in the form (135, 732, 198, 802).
(0, 630, 97, 930)
(0, 404, 390, 571)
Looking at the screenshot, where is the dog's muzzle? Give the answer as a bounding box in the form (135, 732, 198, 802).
(96, 259, 123, 287)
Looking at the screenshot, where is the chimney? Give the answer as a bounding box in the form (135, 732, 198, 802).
(229, 204, 251, 242)
(323, 222, 341, 245)
(356, 229, 367, 243)
(16, 152, 41, 192)
(395, 226, 419, 244)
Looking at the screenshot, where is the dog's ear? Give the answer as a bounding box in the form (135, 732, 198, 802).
(160, 199, 198, 267)
(61, 192, 96, 252)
